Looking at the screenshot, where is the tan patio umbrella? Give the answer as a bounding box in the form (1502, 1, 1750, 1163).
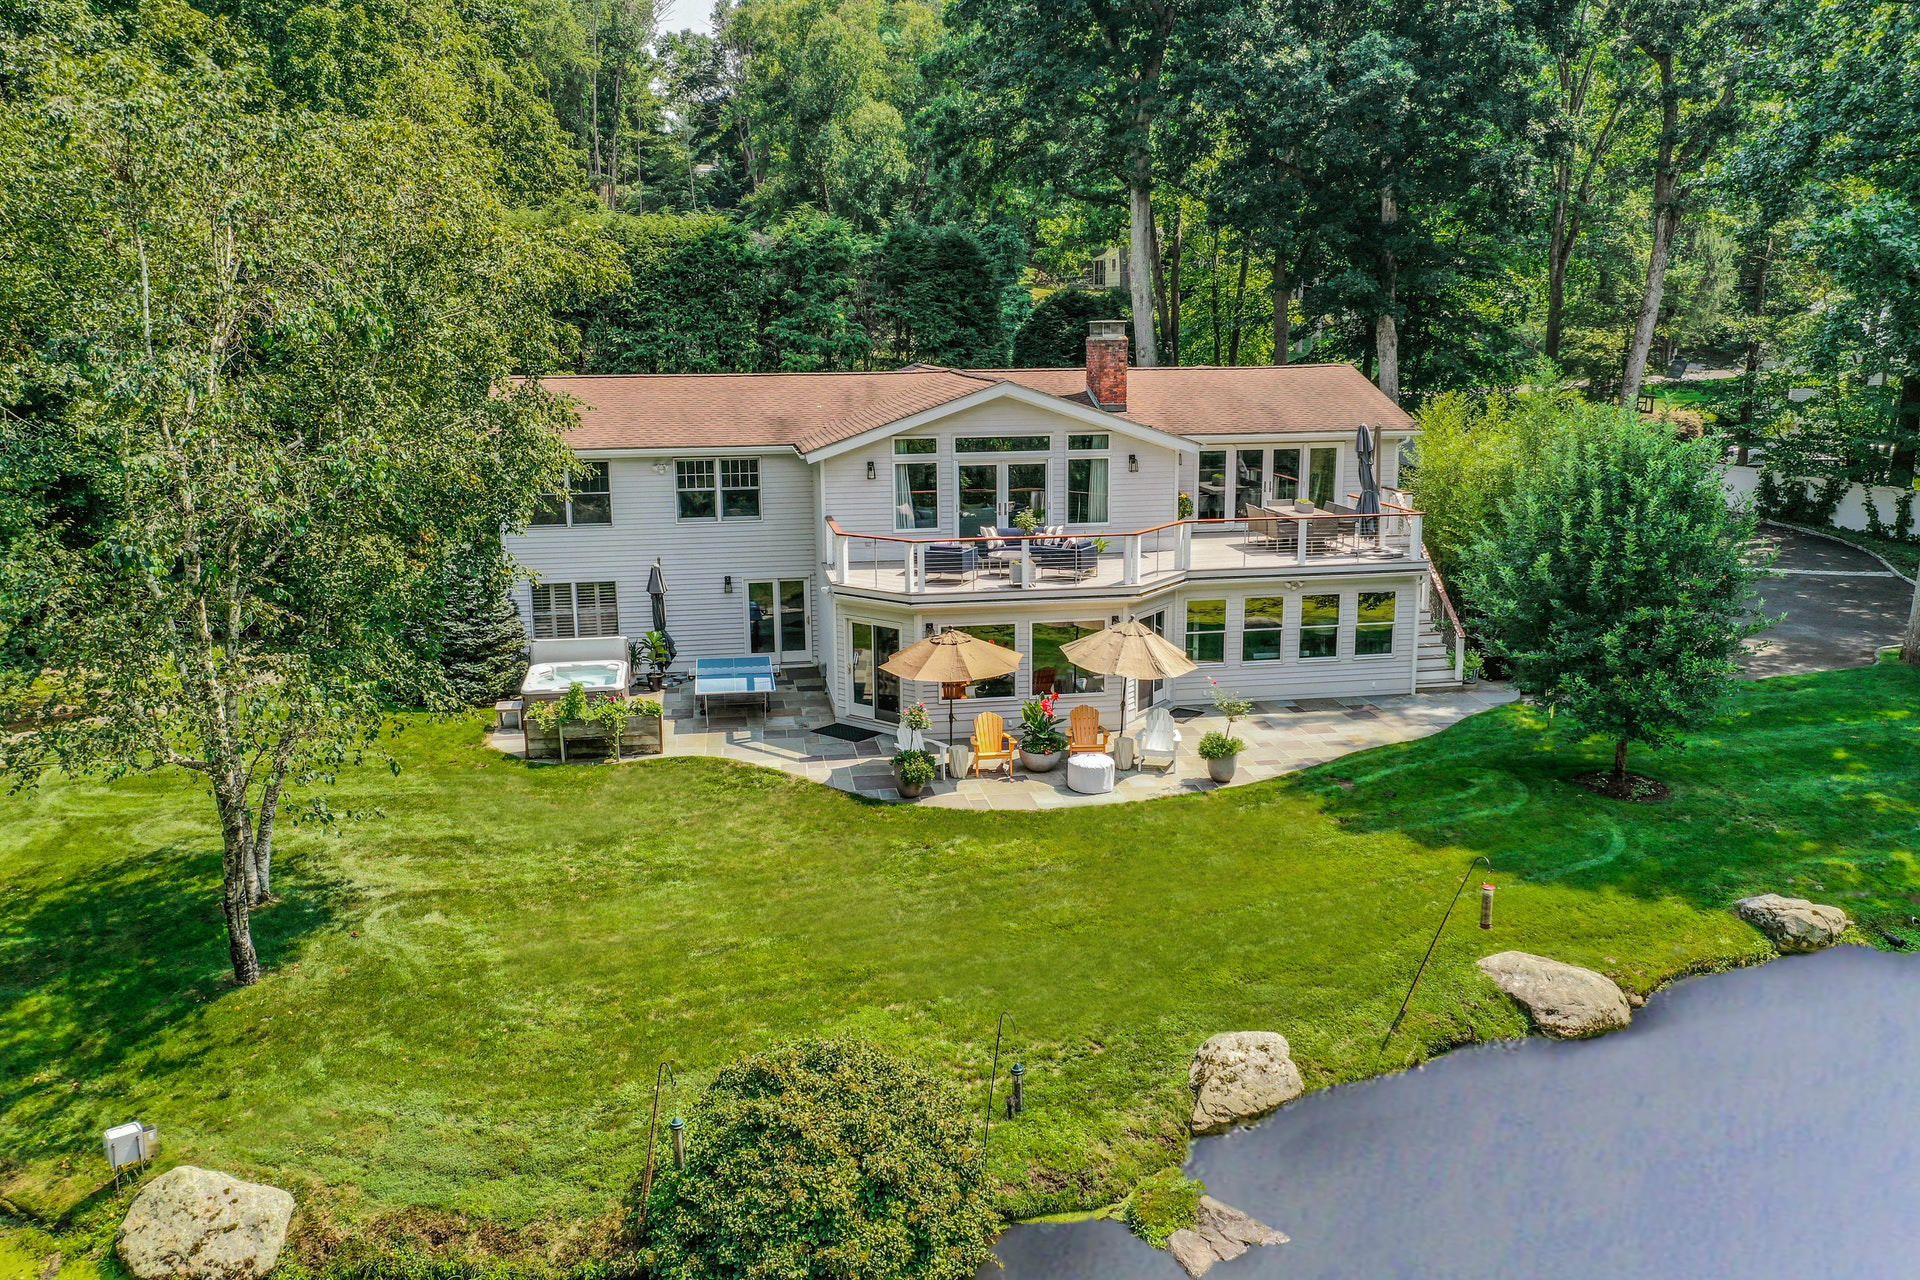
(1060, 619, 1196, 731)
(881, 628, 1025, 742)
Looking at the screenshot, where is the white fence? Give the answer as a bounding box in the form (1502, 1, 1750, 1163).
(1721, 465, 1917, 537)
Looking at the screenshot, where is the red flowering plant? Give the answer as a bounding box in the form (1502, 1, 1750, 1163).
(1017, 691, 1068, 754)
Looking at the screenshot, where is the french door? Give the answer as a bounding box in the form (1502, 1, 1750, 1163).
(1137, 610, 1169, 711)
(748, 580, 809, 663)
(958, 462, 1048, 536)
(849, 620, 902, 723)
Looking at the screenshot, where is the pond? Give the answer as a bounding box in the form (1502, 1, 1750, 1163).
(986, 946, 1919, 1280)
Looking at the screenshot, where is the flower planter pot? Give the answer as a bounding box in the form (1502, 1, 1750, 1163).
(1020, 749, 1065, 773)
(1206, 754, 1239, 784)
(894, 776, 927, 799)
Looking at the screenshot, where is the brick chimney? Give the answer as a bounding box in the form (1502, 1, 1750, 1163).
(1085, 319, 1128, 410)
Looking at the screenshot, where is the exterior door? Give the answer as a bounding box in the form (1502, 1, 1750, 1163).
(1137, 610, 1168, 711)
(959, 464, 998, 536)
(748, 580, 809, 662)
(849, 620, 902, 723)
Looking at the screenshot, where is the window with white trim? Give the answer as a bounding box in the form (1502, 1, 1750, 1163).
(677, 458, 761, 520)
(1242, 596, 1286, 661)
(1355, 591, 1396, 655)
(530, 581, 619, 638)
(894, 462, 939, 530)
(1299, 593, 1340, 658)
(531, 461, 612, 526)
(1185, 599, 1226, 662)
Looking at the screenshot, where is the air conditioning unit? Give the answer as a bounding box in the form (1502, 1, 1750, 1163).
(105, 1122, 158, 1172)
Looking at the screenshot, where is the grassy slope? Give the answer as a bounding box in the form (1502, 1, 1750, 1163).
(3, 665, 1915, 1259)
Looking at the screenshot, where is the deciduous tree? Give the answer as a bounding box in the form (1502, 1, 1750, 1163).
(1463, 412, 1762, 793)
(0, 36, 600, 984)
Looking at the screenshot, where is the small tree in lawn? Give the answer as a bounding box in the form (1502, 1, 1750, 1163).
(1463, 412, 1763, 796)
(434, 554, 531, 706)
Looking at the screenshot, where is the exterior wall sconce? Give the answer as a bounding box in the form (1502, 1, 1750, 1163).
(1128, 453, 1139, 472)
(723, 575, 733, 593)
(652, 460, 669, 475)
(867, 460, 877, 479)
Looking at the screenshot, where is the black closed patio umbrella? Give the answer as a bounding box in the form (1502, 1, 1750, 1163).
(644, 559, 676, 681)
(1354, 422, 1382, 536)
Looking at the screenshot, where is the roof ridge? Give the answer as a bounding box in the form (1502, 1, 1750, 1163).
(539, 368, 982, 380)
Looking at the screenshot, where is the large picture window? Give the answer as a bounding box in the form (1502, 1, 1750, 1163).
(894, 462, 939, 530)
(530, 581, 618, 638)
(1355, 591, 1396, 655)
(1185, 599, 1226, 662)
(1032, 621, 1106, 695)
(1242, 596, 1286, 661)
(1067, 457, 1109, 523)
(531, 461, 612, 527)
(958, 623, 1016, 696)
(677, 458, 760, 520)
(1299, 593, 1340, 658)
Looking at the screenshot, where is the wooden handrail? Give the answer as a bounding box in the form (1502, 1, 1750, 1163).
(824, 507, 1424, 547)
(1427, 561, 1466, 638)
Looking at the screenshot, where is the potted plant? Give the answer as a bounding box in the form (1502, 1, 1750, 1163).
(1201, 679, 1253, 782)
(1197, 730, 1247, 783)
(892, 747, 938, 798)
(632, 631, 675, 691)
(1016, 693, 1068, 771)
(903, 700, 932, 745)
(1013, 505, 1043, 535)
(1177, 491, 1194, 519)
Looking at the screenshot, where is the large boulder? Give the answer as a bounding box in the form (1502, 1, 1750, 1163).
(1476, 951, 1632, 1039)
(117, 1166, 294, 1280)
(1188, 1032, 1304, 1135)
(1735, 894, 1849, 953)
(1166, 1197, 1289, 1278)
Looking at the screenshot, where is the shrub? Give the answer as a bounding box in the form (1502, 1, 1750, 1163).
(1196, 731, 1245, 760)
(643, 1039, 996, 1280)
(1123, 1168, 1203, 1249)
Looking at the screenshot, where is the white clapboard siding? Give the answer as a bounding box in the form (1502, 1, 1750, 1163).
(820, 398, 1182, 548)
(505, 452, 821, 664)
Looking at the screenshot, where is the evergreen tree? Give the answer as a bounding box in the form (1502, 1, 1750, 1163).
(1463, 413, 1763, 795)
(1012, 288, 1132, 367)
(437, 559, 531, 705)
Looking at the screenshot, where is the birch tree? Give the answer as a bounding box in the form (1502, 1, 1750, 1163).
(0, 42, 597, 984)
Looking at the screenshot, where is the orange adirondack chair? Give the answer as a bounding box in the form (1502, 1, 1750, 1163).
(1066, 703, 1112, 755)
(970, 711, 1017, 776)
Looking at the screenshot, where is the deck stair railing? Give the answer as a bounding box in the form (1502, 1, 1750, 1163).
(1423, 561, 1469, 684)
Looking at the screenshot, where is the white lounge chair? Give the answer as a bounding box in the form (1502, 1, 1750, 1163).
(1136, 706, 1181, 770)
(895, 722, 950, 778)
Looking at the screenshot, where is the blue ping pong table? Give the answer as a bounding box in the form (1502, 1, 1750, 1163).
(693, 655, 777, 725)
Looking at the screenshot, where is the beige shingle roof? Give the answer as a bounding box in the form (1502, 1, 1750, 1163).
(541, 362, 1411, 452)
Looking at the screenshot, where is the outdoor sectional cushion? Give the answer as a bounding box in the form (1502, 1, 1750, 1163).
(923, 543, 979, 575)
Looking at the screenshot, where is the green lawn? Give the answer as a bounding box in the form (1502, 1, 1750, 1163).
(3, 664, 1916, 1262)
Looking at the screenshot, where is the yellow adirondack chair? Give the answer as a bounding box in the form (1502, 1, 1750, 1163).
(1066, 703, 1112, 755)
(970, 711, 1017, 776)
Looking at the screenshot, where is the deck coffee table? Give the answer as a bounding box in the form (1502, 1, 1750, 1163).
(987, 549, 1032, 583)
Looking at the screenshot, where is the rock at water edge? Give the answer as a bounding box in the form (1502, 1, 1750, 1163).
(1477, 951, 1632, 1039)
(1189, 1032, 1305, 1135)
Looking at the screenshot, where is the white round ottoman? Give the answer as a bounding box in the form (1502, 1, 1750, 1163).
(1067, 751, 1116, 795)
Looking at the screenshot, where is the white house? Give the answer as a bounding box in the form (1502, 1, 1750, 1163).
(505, 323, 1463, 731)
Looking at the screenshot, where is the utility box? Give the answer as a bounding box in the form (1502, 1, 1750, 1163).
(105, 1122, 158, 1172)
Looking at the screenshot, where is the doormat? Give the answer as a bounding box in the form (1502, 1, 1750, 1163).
(813, 723, 882, 743)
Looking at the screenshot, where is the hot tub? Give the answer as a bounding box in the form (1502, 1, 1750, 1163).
(522, 660, 627, 694)
(520, 635, 630, 698)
